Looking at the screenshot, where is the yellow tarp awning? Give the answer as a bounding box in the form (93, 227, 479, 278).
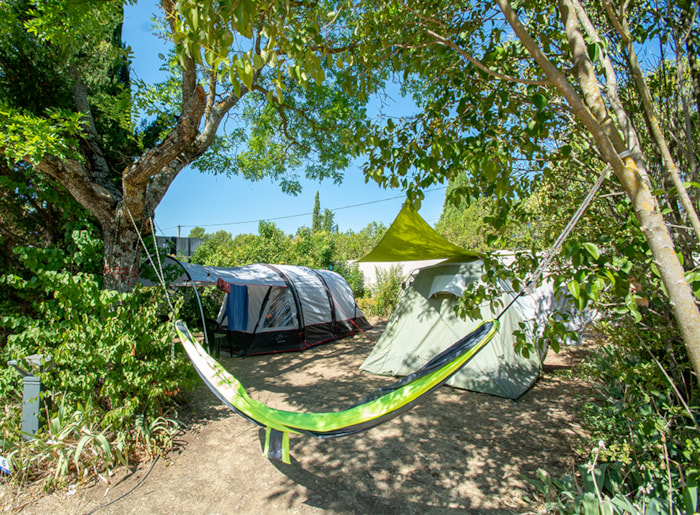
(357, 204, 481, 263)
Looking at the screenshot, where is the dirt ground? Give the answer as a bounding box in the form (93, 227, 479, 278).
(2, 318, 592, 514)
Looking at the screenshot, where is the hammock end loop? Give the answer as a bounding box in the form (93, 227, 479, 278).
(264, 427, 291, 464)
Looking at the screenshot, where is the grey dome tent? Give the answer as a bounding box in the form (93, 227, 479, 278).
(152, 257, 370, 356)
(356, 204, 583, 399)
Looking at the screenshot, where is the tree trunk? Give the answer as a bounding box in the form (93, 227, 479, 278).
(680, 7, 700, 210)
(680, 0, 700, 117)
(602, 0, 700, 245)
(101, 208, 148, 293)
(496, 0, 700, 378)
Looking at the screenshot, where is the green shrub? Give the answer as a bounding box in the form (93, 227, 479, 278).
(525, 310, 700, 514)
(362, 265, 404, 318)
(356, 296, 376, 317)
(178, 286, 223, 329)
(333, 261, 365, 298)
(0, 231, 198, 488)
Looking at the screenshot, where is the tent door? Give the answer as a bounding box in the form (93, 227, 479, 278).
(225, 283, 249, 332)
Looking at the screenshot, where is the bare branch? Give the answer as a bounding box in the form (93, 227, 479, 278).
(205, 68, 218, 119)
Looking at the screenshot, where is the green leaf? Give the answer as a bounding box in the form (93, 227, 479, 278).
(74, 434, 91, 473)
(239, 60, 254, 90)
(219, 30, 233, 50)
(587, 42, 600, 62)
(531, 93, 548, 110)
(683, 480, 698, 514)
(625, 294, 642, 323)
(483, 159, 498, 181)
(582, 242, 601, 260)
(611, 494, 638, 513)
(567, 279, 580, 299)
(253, 53, 265, 70)
(582, 491, 599, 515)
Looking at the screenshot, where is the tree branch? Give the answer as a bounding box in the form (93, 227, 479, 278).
(34, 155, 116, 223)
(124, 84, 205, 188)
(423, 28, 551, 87)
(68, 63, 121, 200)
(571, 0, 646, 169)
(396, 2, 550, 86)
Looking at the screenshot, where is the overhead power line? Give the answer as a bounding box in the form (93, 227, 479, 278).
(159, 187, 447, 233)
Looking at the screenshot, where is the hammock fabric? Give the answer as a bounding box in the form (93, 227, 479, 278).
(174, 319, 499, 463)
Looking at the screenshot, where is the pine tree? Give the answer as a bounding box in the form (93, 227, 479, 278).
(312, 191, 321, 233)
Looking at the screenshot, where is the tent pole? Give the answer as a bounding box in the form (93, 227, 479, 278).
(190, 282, 209, 349)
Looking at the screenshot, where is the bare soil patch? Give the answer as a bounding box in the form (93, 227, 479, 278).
(3, 318, 592, 514)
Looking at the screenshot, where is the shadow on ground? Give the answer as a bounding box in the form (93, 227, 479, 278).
(10, 319, 592, 514)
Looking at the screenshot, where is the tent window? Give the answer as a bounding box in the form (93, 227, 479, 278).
(260, 288, 296, 329)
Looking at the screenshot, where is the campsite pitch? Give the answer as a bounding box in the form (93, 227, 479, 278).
(6, 318, 591, 514)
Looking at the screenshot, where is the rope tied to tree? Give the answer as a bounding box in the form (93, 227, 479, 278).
(124, 208, 178, 366)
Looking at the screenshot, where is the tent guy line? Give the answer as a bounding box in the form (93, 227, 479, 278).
(156, 186, 448, 233)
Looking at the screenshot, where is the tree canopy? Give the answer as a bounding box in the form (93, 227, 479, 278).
(338, 0, 700, 376)
(0, 0, 370, 291)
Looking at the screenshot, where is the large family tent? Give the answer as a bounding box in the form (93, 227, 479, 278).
(357, 204, 579, 399)
(152, 257, 371, 355)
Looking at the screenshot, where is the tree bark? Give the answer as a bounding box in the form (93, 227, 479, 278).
(101, 210, 144, 292)
(495, 0, 700, 378)
(570, 0, 648, 178)
(678, 2, 700, 209)
(679, 0, 700, 116)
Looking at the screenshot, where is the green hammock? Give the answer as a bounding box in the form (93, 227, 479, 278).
(174, 318, 499, 463)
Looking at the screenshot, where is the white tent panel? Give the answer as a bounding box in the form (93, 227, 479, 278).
(275, 265, 330, 327)
(317, 269, 359, 321)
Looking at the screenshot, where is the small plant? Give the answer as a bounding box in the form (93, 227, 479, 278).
(134, 414, 183, 458)
(1, 399, 128, 488)
(525, 447, 646, 514)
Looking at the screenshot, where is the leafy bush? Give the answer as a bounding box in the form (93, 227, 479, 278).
(356, 297, 376, 317)
(526, 460, 671, 514)
(333, 261, 365, 298)
(0, 231, 197, 488)
(178, 286, 223, 329)
(361, 265, 404, 318)
(525, 312, 700, 514)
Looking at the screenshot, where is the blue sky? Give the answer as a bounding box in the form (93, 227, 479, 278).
(122, 1, 446, 238)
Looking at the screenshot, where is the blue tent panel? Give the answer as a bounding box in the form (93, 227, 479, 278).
(226, 283, 249, 331)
